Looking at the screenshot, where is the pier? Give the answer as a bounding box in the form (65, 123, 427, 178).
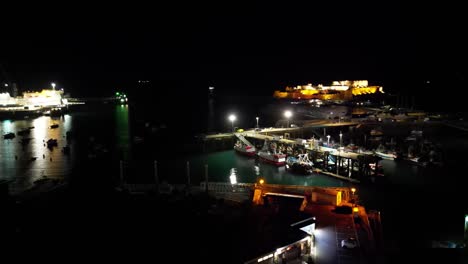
(203, 126, 382, 183)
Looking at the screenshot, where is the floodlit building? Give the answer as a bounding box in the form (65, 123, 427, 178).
(274, 80, 384, 101)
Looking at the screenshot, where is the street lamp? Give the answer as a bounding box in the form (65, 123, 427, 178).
(327, 135, 330, 146)
(284, 110, 292, 128)
(228, 114, 236, 133)
(51, 82, 56, 90)
(339, 131, 343, 147)
(256, 117, 259, 129)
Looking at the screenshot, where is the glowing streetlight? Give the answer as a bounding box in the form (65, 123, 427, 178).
(284, 110, 292, 128)
(339, 131, 343, 147)
(351, 187, 357, 205)
(228, 114, 236, 132)
(259, 178, 265, 185)
(327, 135, 330, 146)
(256, 117, 259, 129)
(51, 82, 56, 90)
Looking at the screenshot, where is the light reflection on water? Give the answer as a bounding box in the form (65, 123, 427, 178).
(1, 103, 365, 192)
(0, 115, 74, 191)
(186, 150, 350, 188)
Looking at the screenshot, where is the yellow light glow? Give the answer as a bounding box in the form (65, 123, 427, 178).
(353, 207, 359, 213)
(274, 80, 383, 99)
(259, 179, 265, 185)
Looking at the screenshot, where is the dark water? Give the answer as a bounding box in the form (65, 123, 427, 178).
(0, 100, 347, 190)
(2, 97, 466, 191)
(2, 96, 468, 255)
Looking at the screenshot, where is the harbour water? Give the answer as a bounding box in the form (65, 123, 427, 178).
(1, 95, 467, 251)
(0, 102, 351, 191)
(1, 96, 463, 192)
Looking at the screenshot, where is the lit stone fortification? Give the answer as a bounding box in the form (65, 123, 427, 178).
(273, 80, 384, 100)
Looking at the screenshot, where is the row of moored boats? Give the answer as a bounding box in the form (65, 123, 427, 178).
(233, 134, 314, 175)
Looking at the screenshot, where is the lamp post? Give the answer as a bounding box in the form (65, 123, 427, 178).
(51, 82, 56, 91)
(327, 135, 330, 146)
(340, 131, 343, 147)
(256, 116, 259, 129)
(228, 114, 236, 133)
(284, 110, 292, 128)
(351, 187, 356, 205)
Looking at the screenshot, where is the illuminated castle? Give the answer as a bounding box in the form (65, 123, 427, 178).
(273, 80, 384, 100)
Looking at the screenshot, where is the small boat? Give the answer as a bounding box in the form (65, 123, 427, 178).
(50, 124, 59, 129)
(3, 132, 15, 139)
(234, 140, 256, 157)
(47, 138, 58, 148)
(286, 153, 314, 174)
(233, 133, 256, 156)
(17, 129, 31, 136)
(407, 156, 428, 167)
(257, 140, 286, 166)
(374, 151, 397, 160)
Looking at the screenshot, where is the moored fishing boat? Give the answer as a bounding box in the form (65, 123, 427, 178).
(286, 153, 314, 174)
(233, 133, 256, 156)
(234, 140, 256, 156)
(257, 140, 286, 166)
(374, 150, 397, 160)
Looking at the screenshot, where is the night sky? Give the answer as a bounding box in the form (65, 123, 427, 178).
(1, 3, 466, 104)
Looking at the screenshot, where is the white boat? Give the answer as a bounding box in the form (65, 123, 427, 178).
(374, 151, 397, 160)
(233, 133, 256, 156)
(234, 141, 256, 156)
(406, 156, 428, 167)
(257, 140, 286, 166)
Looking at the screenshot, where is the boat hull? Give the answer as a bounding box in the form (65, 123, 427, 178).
(286, 163, 313, 175)
(258, 155, 286, 166)
(375, 151, 396, 160)
(234, 148, 256, 157)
